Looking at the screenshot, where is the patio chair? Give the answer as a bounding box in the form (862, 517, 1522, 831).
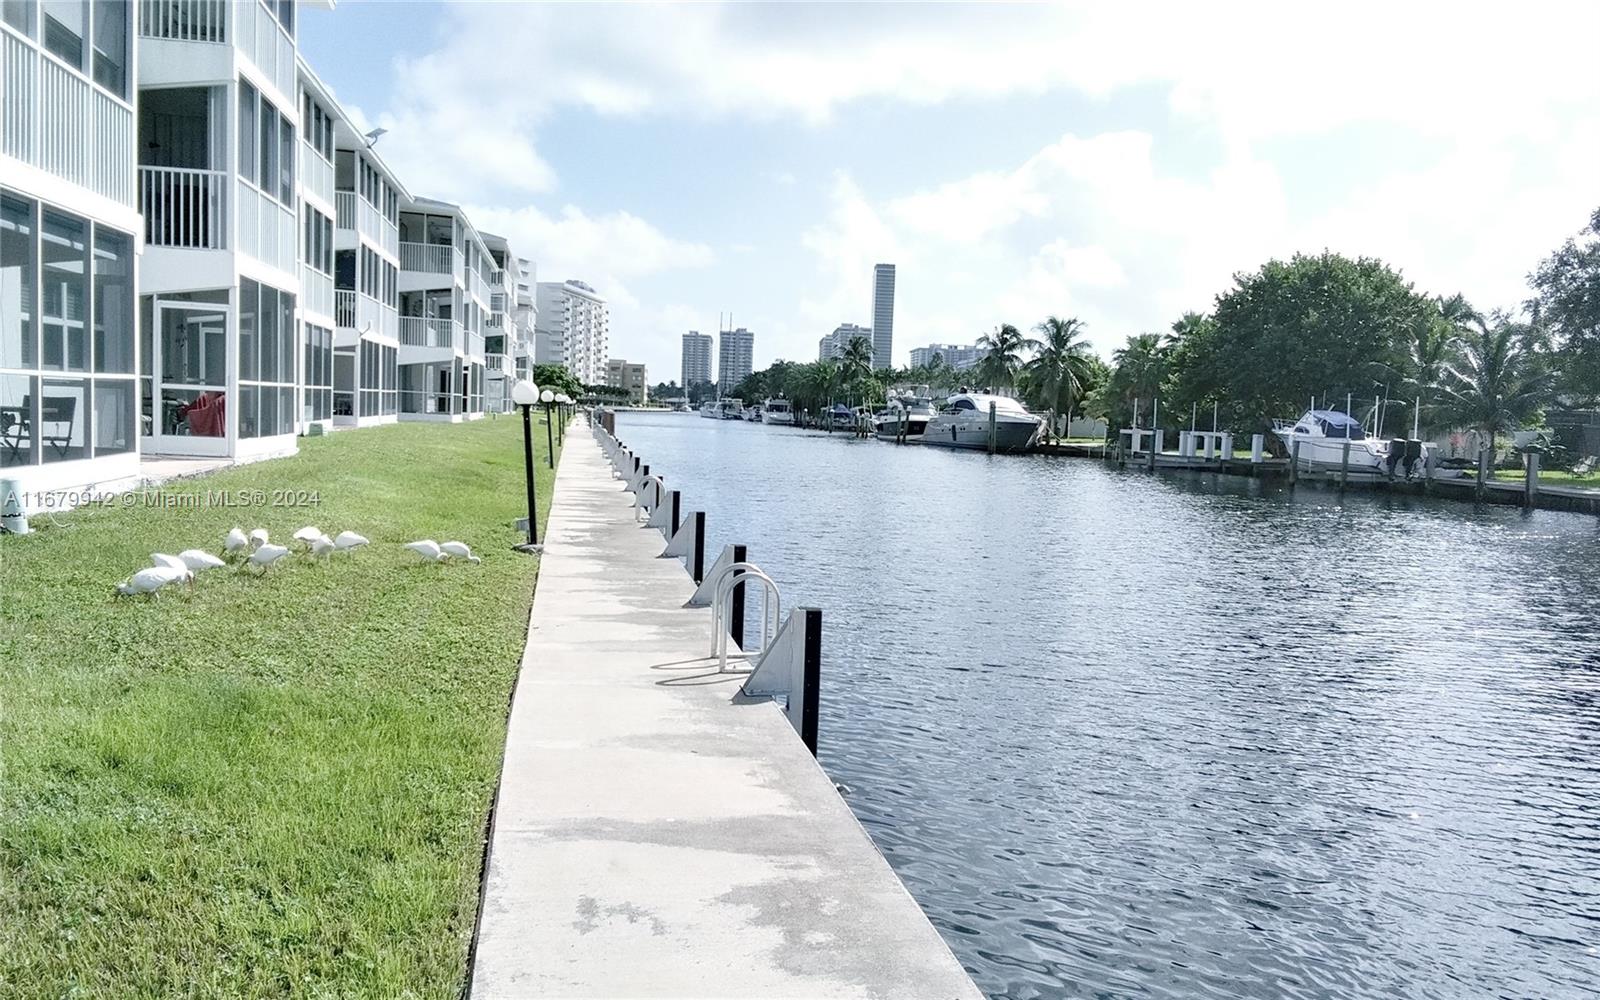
(40, 395, 77, 459)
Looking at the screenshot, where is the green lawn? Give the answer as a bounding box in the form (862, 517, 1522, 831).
(0, 416, 561, 998)
(1492, 468, 1600, 490)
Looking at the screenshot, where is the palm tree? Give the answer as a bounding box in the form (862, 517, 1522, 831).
(1026, 316, 1092, 441)
(840, 335, 874, 405)
(1393, 294, 1476, 434)
(973, 324, 1029, 394)
(1436, 314, 1554, 457)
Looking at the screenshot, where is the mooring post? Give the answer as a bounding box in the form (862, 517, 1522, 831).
(1477, 444, 1489, 499)
(691, 511, 707, 584)
(670, 490, 681, 536)
(988, 401, 998, 455)
(1290, 439, 1300, 486)
(1525, 450, 1539, 508)
(801, 607, 822, 756)
(1340, 441, 1350, 492)
(730, 544, 747, 649)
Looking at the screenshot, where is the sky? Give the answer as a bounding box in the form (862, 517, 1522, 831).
(300, 1, 1600, 381)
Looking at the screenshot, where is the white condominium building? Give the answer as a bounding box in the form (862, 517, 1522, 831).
(718, 327, 754, 387)
(2, 0, 141, 497)
(535, 280, 607, 386)
(818, 323, 870, 361)
(479, 233, 532, 412)
(513, 256, 535, 380)
(910, 343, 987, 370)
(0, 0, 537, 515)
(681, 330, 711, 388)
(872, 263, 895, 368)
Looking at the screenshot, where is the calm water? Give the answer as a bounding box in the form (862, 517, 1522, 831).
(615, 411, 1600, 1000)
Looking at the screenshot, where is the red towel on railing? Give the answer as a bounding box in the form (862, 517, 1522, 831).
(178, 392, 226, 437)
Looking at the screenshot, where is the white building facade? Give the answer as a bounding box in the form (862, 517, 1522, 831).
(910, 343, 987, 370)
(872, 263, 895, 368)
(818, 322, 870, 361)
(680, 330, 711, 388)
(2, 0, 141, 499)
(535, 280, 607, 386)
(396, 196, 491, 421)
(717, 327, 754, 387)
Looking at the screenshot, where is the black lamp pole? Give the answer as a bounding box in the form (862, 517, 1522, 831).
(557, 401, 564, 446)
(543, 400, 555, 468)
(519, 401, 539, 546)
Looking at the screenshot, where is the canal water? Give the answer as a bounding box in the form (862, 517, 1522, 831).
(615, 411, 1599, 1000)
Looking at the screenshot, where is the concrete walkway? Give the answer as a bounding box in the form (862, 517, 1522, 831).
(470, 429, 981, 999)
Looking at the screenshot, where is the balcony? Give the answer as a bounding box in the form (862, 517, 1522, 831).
(466, 330, 485, 358)
(139, 0, 227, 43)
(236, 179, 295, 272)
(399, 241, 464, 283)
(234, 0, 294, 101)
(399, 317, 458, 349)
(140, 166, 226, 248)
(335, 290, 355, 329)
(486, 353, 509, 373)
(469, 267, 490, 305)
(300, 142, 334, 207)
(1, 34, 135, 207)
(301, 265, 334, 319)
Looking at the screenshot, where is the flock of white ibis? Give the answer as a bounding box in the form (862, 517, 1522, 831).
(115, 525, 483, 598)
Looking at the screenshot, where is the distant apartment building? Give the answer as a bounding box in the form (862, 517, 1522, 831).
(0, 0, 537, 515)
(606, 359, 649, 404)
(717, 327, 754, 386)
(818, 323, 871, 361)
(681, 330, 712, 388)
(480, 234, 535, 412)
(535, 280, 608, 385)
(513, 256, 536, 380)
(910, 343, 987, 370)
(872, 264, 895, 368)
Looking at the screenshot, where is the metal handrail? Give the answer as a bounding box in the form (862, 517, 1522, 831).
(707, 561, 781, 673)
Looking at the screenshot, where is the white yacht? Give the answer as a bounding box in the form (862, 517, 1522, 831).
(922, 392, 1043, 453)
(718, 398, 745, 420)
(1272, 409, 1431, 477)
(872, 385, 937, 442)
(762, 399, 796, 426)
(699, 401, 720, 419)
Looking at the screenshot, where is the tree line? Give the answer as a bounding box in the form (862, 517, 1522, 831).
(714, 204, 1599, 455)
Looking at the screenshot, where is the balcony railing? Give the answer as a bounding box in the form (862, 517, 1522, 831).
(466, 330, 485, 358)
(139, 0, 228, 43)
(335, 290, 355, 328)
(140, 166, 226, 249)
(490, 292, 507, 313)
(234, 0, 294, 100)
(236, 179, 295, 272)
(334, 191, 356, 231)
(301, 142, 334, 207)
(469, 268, 490, 304)
(486, 353, 509, 372)
(399, 317, 458, 349)
(301, 265, 334, 319)
(2, 36, 134, 207)
(399, 241, 463, 280)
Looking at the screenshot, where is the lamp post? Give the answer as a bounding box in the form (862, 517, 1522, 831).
(555, 393, 568, 446)
(511, 379, 542, 550)
(540, 389, 556, 468)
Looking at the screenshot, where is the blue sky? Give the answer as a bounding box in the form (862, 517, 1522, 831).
(301, 2, 1600, 382)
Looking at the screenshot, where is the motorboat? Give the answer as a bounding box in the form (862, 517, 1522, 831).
(872, 385, 937, 442)
(922, 392, 1043, 453)
(1271, 409, 1432, 478)
(762, 398, 796, 426)
(826, 403, 857, 431)
(718, 398, 745, 420)
(744, 404, 764, 422)
(699, 401, 719, 419)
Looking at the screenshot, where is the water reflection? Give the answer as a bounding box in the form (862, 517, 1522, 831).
(617, 412, 1600, 999)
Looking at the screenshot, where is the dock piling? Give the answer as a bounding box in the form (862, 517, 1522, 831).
(730, 544, 747, 649)
(692, 511, 706, 584)
(1290, 440, 1300, 485)
(1340, 442, 1350, 492)
(988, 402, 998, 455)
(1525, 450, 1539, 508)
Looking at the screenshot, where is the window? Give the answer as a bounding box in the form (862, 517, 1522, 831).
(259, 96, 276, 201)
(238, 279, 296, 438)
(273, 0, 293, 37)
(238, 80, 258, 186)
(41, 0, 85, 70)
(279, 115, 294, 204)
(92, 228, 132, 373)
(41, 210, 88, 373)
(302, 94, 334, 161)
(1, 194, 36, 370)
(303, 323, 332, 421)
(91, 0, 127, 97)
(2, 2, 36, 36)
(94, 379, 132, 455)
(303, 207, 333, 275)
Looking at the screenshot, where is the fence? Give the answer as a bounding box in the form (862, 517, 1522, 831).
(140, 166, 226, 248)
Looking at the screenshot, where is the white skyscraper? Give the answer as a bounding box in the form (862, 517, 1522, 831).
(718, 327, 755, 386)
(681, 331, 713, 388)
(819, 323, 871, 361)
(872, 264, 896, 368)
(535, 280, 609, 384)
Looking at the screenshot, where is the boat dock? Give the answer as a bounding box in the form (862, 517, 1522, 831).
(469, 426, 981, 998)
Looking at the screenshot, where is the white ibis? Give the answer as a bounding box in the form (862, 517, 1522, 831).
(333, 531, 368, 552)
(404, 540, 446, 562)
(150, 553, 195, 585)
(292, 526, 324, 549)
(440, 541, 482, 564)
(116, 565, 186, 597)
(224, 527, 249, 556)
(309, 534, 335, 559)
(248, 528, 269, 549)
(179, 549, 227, 573)
(247, 543, 290, 572)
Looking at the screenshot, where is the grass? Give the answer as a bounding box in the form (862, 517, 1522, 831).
(1491, 468, 1600, 490)
(0, 415, 560, 998)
